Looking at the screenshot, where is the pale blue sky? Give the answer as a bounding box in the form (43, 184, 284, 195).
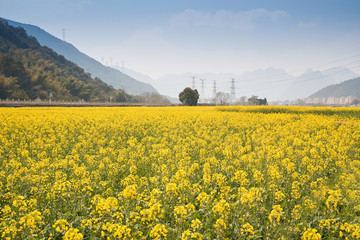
(1, 0, 360, 78)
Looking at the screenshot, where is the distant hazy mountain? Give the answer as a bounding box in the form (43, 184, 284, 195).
(113, 67, 178, 103)
(309, 77, 360, 98)
(281, 68, 359, 100)
(153, 67, 359, 101)
(119, 67, 158, 86)
(152, 68, 309, 101)
(236, 68, 293, 100)
(322, 67, 359, 82)
(2, 17, 158, 95)
(280, 69, 331, 100)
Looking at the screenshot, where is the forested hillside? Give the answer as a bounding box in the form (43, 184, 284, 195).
(309, 77, 360, 98)
(2, 17, 159, 95)
(0, 20, 138, 102)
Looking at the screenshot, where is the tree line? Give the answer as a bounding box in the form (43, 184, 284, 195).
(179, 87, 267, 106)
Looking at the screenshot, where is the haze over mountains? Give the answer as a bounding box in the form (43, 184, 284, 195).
(0, 19, 137, 102)
(131, 67, 358, 101)
(310, 77, 360, 99)
(1, 17, 359, 103)
(282, 67, 358, 100)
(2, 18, 158, 95)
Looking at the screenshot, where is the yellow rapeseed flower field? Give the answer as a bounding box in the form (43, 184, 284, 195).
(1, 106, 360, 239)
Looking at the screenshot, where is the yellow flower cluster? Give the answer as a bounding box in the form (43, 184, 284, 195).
(269, 205, 284, 224)
(63, 228, 83, 240)
(241, 223, 255, 237)
(301, 228, 321, 240)
(53, 219, 69, 233)
(1, 106, 360, 239)
(150, 224, 168, 240)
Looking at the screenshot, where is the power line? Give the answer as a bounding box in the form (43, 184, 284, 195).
(210, 53, 360, 87)
(231, 59, 360, 86)
(243, 53, 360, 83)
(236, 65, 360, 95)
(200, 78, 205, 102)
(225, 61, 360, 93)
(259, 64, 360, 87)
(213, 80, 217, 98)
(155, 63, 359, 95)
(230, 78, 236, 100)
(149, 53, 360, 98)
(191, 76, 196, 89)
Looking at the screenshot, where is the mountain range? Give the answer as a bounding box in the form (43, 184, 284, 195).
(2, 17, 359, 102)
(2, 18, 158, 95)
(133, 67, 358, 101)
(282, 68, 358, 100)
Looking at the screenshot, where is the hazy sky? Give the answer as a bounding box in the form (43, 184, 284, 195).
(1, 0, 360, 78)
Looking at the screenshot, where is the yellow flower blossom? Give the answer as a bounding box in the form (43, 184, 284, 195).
(214, 218, 227, 233)
(301, 228, 321, 240)
(269, 205, 284, 224)
(150, 224, 167, 240)
(53, 219, 69, 233)
(241, 223, 255, 236)
(63, 228, 83, 240)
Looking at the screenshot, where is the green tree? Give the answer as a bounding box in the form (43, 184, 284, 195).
(179, 87, 199, 106)
(248, 95, 267, 105)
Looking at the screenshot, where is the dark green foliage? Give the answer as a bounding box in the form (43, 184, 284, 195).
(113, 89, 131, 102)
(247, 95, 268, 105)
(0, 55, 32, 99)
(0, 19, 138, 102)
(352, 99, 360, 105)
(178, 87, 199, 106)
(310, 77, 360, 98)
